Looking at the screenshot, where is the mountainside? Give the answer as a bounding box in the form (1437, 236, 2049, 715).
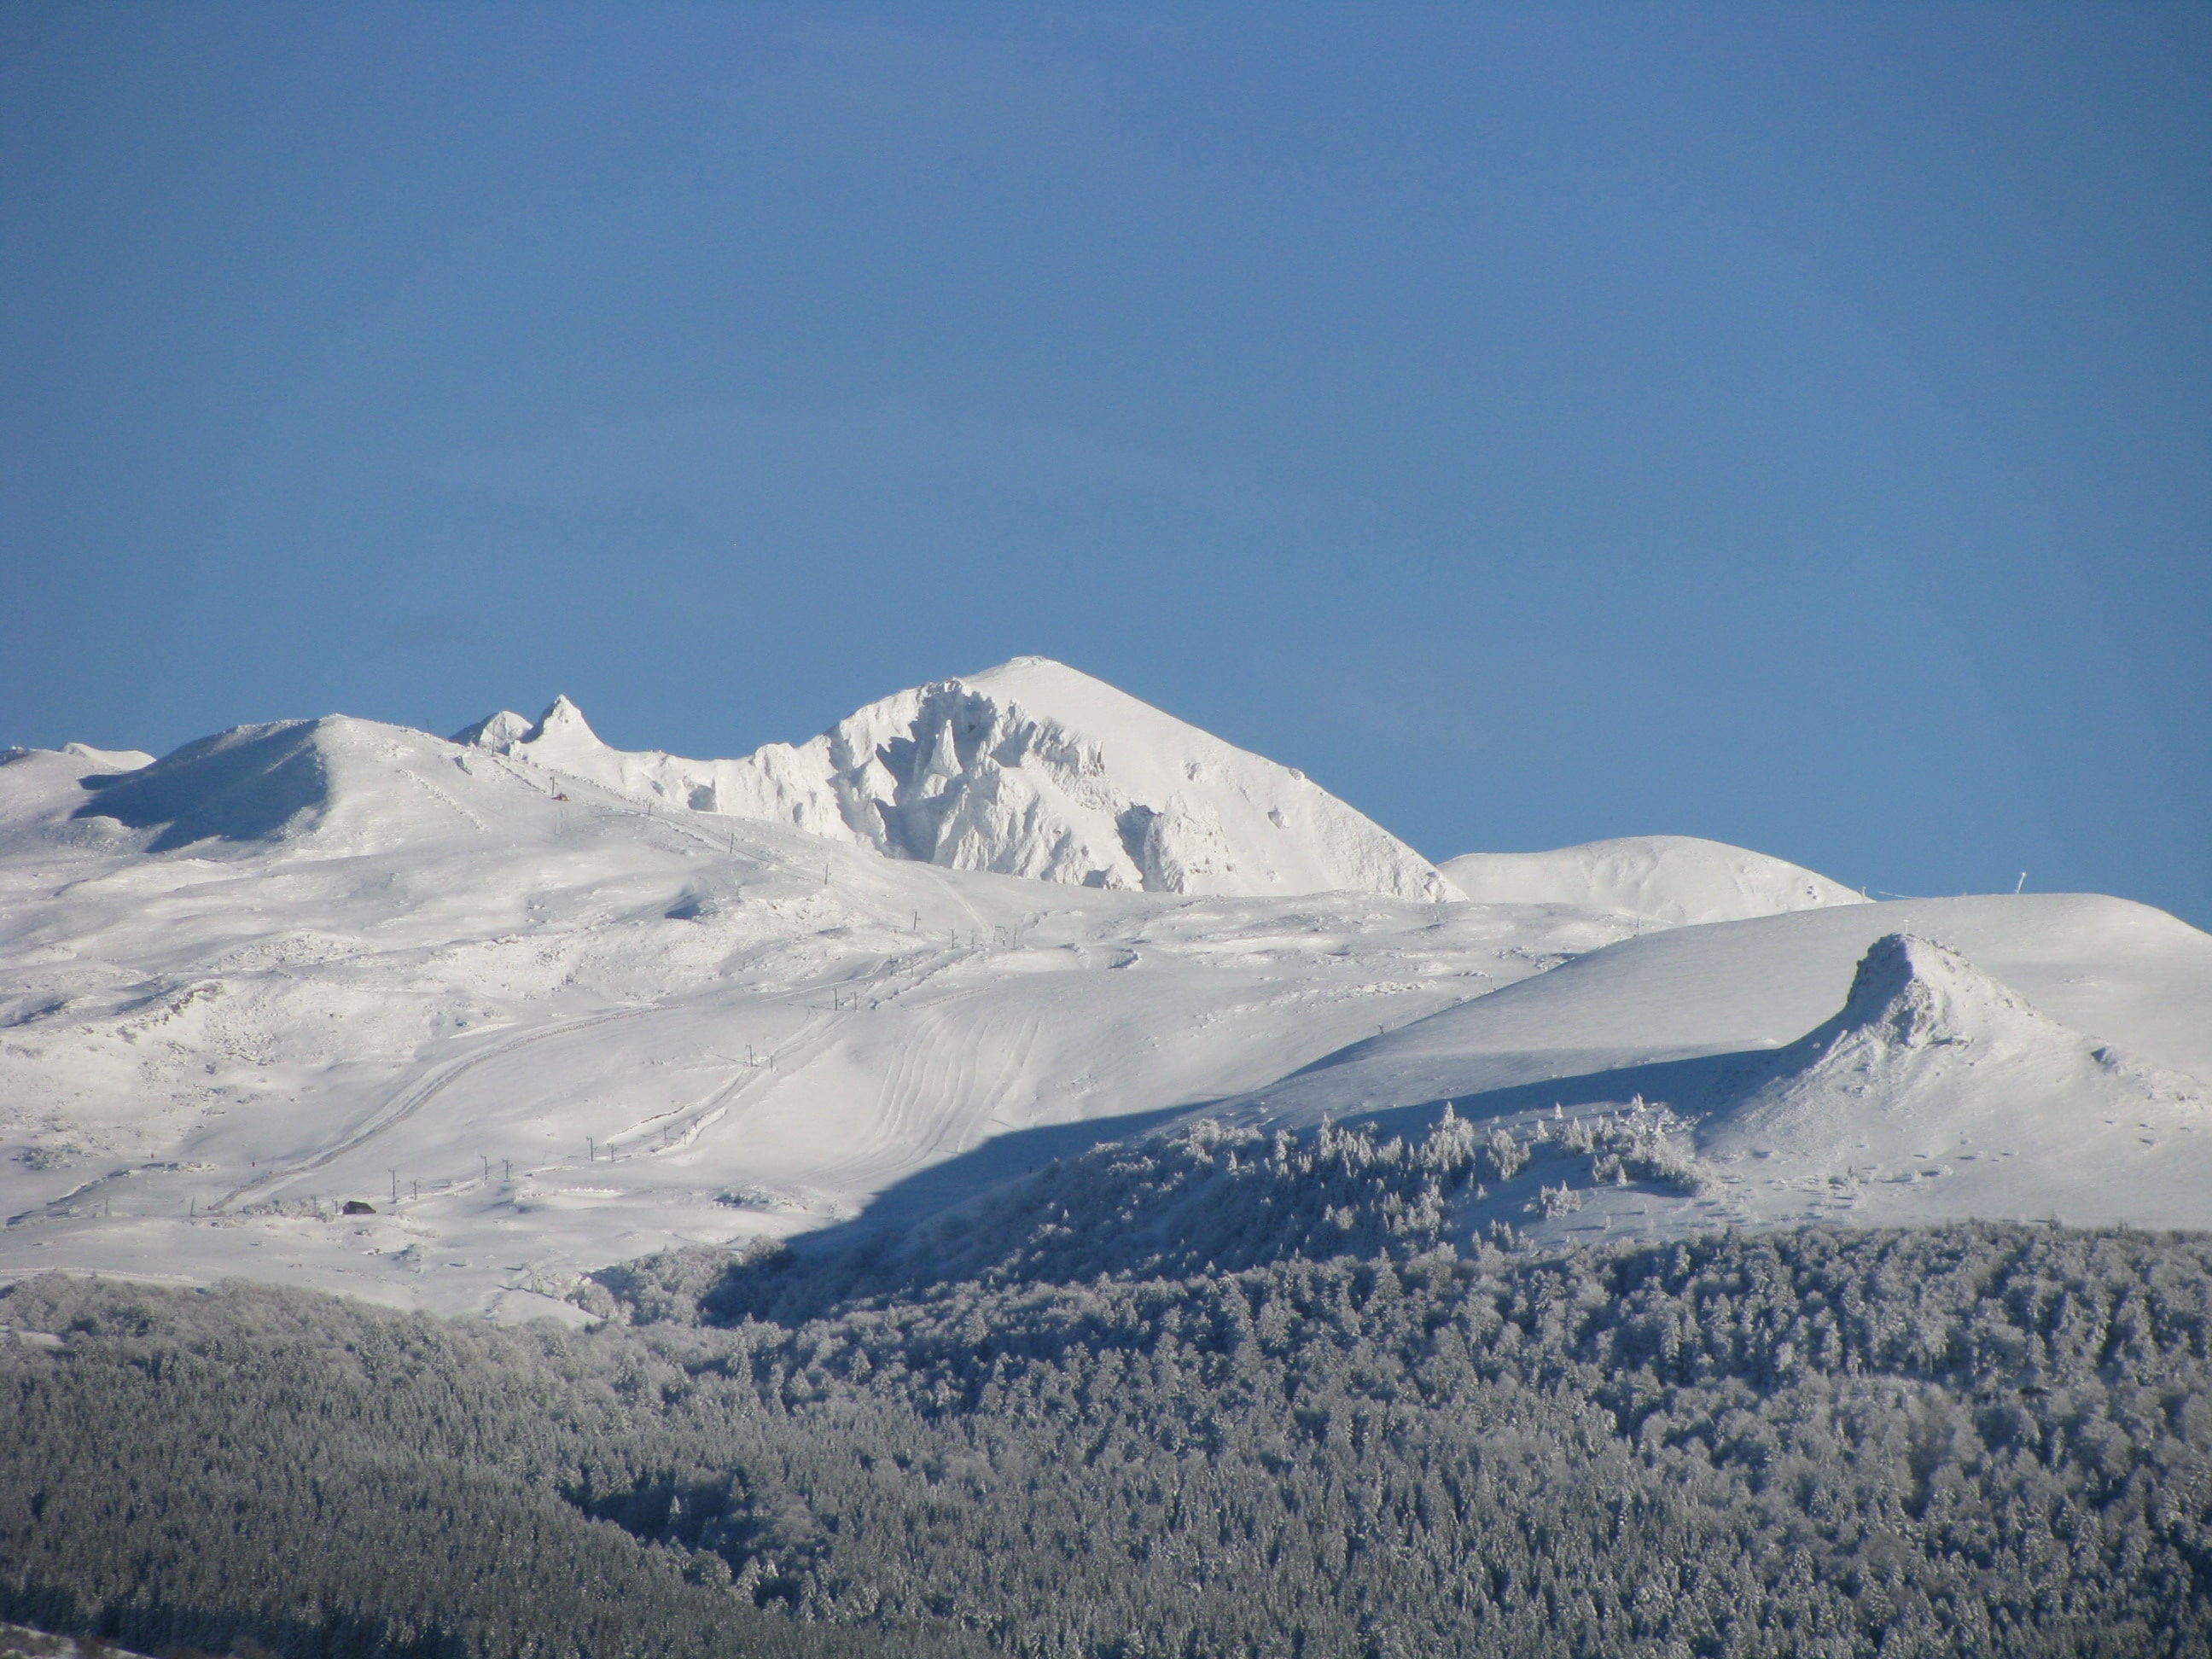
(1, 664, 2204, 1318)
(1691, 932, 2209, 1222)
(0, 693, 1606, 1319)
(1440, 835, 1866, 924)
(1226, 903, 2212, 1243)
(1237, 893, 2212, 1116)
(463, 657, 1458, 901)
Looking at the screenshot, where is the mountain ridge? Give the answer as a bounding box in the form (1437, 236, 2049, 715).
(460, 657, 1459, 901)
(1441, 835, 1865, 924)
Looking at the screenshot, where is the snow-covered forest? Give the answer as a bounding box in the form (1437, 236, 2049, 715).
(9, 1153, 2212, 1656)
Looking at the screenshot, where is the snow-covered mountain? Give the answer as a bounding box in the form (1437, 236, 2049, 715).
(1, 661, 2205, 1318)
(1440, 835, 1864, 925)
(0, 686, 1576, 1320)
(461, 657, 1457, 901)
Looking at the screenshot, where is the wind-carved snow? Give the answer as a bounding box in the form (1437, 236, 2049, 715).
(461, 658, 1458, 901)
(1207, 899, 2212, 1243)
(1696, 933, 2210, 1224)
(65, 720, 336, 852)
(1440, 835, 1864, 925)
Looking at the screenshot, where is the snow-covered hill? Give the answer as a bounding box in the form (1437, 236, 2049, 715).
(463, 657, 1458, 901)
(1225, 894, 2212, 1242)
(1693, 933, 2209, 1218)
(1440, 835, 1865, 925)
(0, 699, 1597, 1319)
(2, 663, 2205, 1318)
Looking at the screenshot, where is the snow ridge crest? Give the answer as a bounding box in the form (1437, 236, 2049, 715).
(1830, 932, 2025, 1051)
(461, 658, 1456, 901)
(1697, 931, 2209, 1209)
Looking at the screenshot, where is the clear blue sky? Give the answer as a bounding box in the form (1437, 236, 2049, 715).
(4, 4, 2207, 925)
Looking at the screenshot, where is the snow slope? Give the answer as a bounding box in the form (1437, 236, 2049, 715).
(1225, 894, 2212, 1243)
(1440, 835, 1865, 925)
(1691, 933, 2209, 1220)
(1240, 894, 2212, 1109)
(2, 667, 2204, 1318)
(0, 708, 1598, 1318)
(463, 658, 1458, 901)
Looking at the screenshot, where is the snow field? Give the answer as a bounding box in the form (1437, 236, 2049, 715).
(3, 660, 2205, 1315)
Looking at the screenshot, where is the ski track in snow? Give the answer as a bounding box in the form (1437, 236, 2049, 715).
(212, 1004, 660, 1212)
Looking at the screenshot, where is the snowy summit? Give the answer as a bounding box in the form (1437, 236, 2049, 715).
(457, 657, 1458, 901)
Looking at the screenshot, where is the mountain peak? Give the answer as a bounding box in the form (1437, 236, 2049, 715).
(458, 661, 1456, 900)
(1698, 930, 2209, 1214)
(1831, 931, 2029, 1049)
(1746, 932, 2078, 1111)
(531, 694, 594, 736)
(447, 709, 532, 749)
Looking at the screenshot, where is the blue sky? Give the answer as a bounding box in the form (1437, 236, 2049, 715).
(4, 4, 2207, 924)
